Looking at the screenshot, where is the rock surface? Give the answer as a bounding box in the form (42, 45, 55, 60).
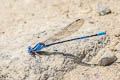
(98, 51, 117, 66)
(0, 0, 120, 80)
(96, 3, 111, 16)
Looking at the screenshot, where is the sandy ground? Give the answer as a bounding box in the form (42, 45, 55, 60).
(0, 0, 120, 80)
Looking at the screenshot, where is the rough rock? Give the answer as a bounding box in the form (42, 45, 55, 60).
(98, 51, 117, 66)
(1, 0, 120, 80)
(96, 3, 111, 16)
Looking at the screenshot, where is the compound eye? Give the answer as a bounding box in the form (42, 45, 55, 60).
(28, 46, 33, 54)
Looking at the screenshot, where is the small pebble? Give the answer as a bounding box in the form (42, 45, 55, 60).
(0, 32, 5, 34)
(98, 56, 117, 66)
(98, 51, 117, 66)
(53, 47, 59, 51)
(24, 21, 27, 24)
(32, 13, 35, 16)
(96, 3, 111, 16)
